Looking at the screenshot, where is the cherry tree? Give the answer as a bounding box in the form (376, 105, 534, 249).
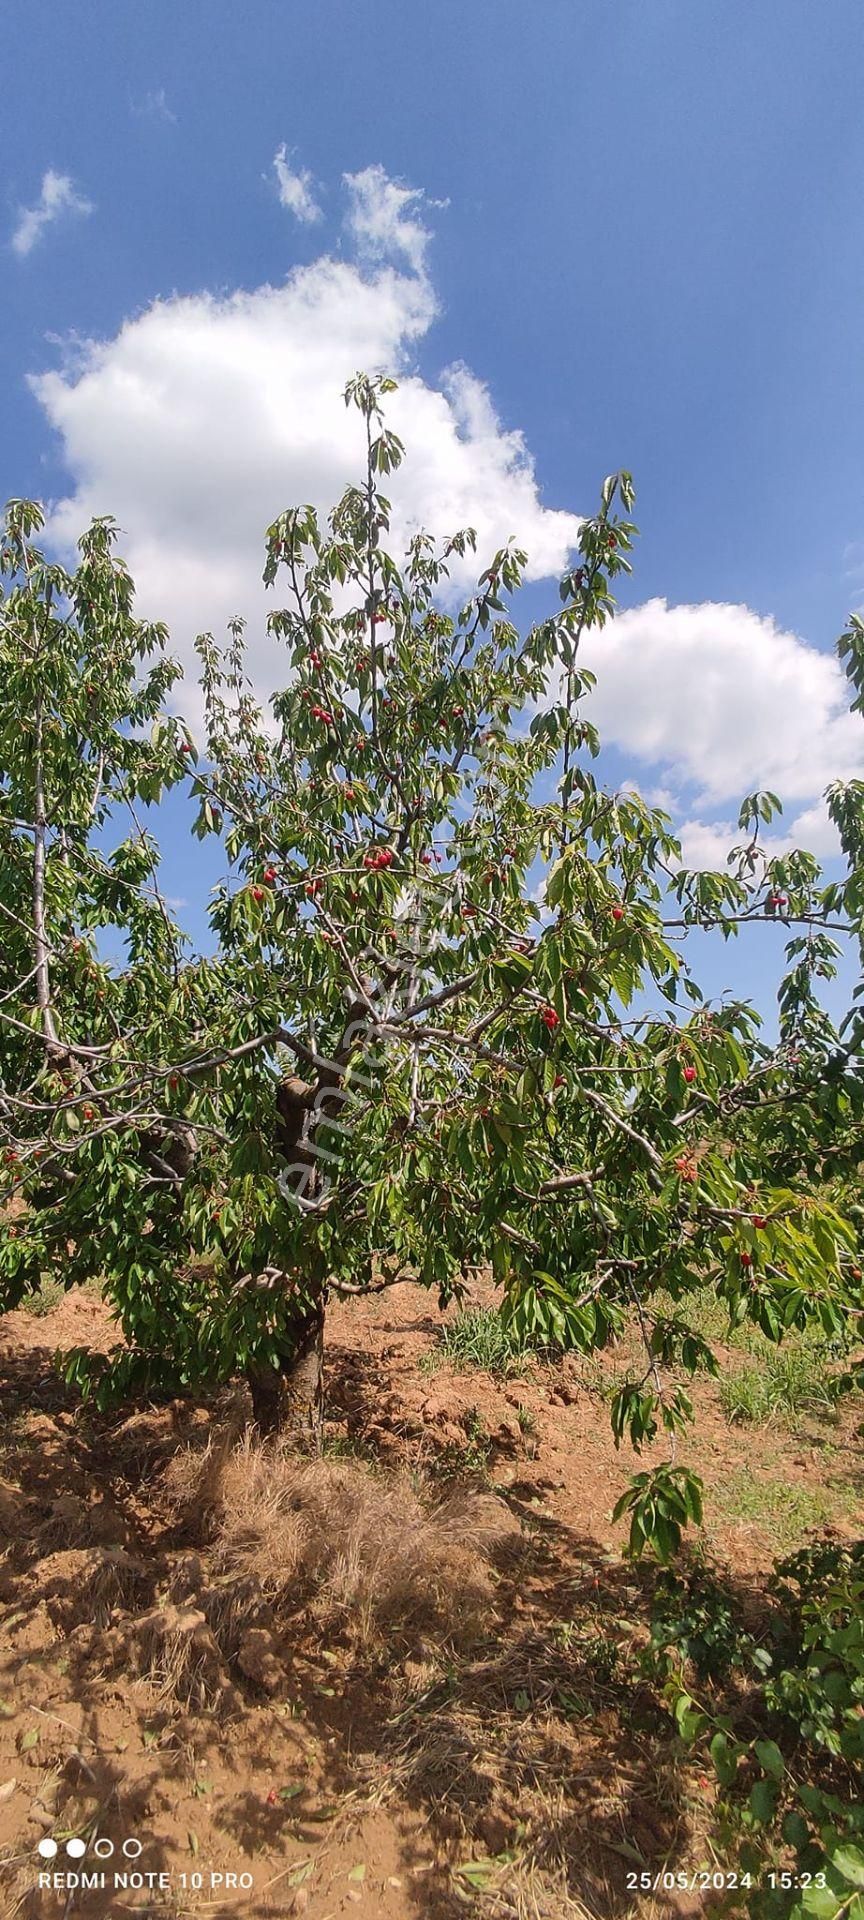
(1, 375, 861, 1556)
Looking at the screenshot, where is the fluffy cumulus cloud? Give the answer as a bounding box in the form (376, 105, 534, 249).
(579, 598, 861, 864)
(30, 169, 581, 725)
(343, 163, 441, 274)
(11, 170, 93, 257)
(26, 161, 857, 864)
(272, 146, 322, 224)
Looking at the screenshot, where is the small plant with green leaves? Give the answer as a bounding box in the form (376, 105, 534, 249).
(651, 1539, 864, 1918)
(19, 1274, 64, 1318)
(435, 1407, 494, 1482)
(645, 1562, 767, 1686)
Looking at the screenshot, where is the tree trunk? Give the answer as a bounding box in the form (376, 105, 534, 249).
(247, 1300, 325, 1444)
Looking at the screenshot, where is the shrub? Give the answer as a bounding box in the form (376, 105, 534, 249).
(649, 1538, 864, 1917)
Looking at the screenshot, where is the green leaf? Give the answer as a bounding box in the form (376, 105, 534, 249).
(754, 1738, 785, 1781)
(797, 1882, 848, 1919)
(710, 1731, 738, 1788)
(749, 1777, 779, 1825)
(832, 1848, 864, 1891)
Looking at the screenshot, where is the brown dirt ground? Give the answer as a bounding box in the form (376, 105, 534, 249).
(0, 1281, 861, 1920)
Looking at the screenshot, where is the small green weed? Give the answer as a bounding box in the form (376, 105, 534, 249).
(433, 1406, 494, 1482)
(20, 1275, 65, 1317)
(423, 1306, 530, 1378)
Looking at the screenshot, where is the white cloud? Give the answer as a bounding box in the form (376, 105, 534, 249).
(343, 164, 438, 274)
(28, 158, 856, 876)
(577, 597, 861, 861)
(136, 89, 177, 124)
(674, 802, 843, 873)
(11, 170, 94, 257)
(272, 146, 322, 225)
(30, 177, 580, 730)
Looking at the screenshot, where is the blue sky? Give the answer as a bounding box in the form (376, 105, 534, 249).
(3, 0, 863, 1030)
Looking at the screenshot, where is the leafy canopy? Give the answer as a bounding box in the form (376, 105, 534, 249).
(2, 374, 863, 1550)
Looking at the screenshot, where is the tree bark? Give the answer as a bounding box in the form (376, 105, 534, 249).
(246, 1300, 325, 1443)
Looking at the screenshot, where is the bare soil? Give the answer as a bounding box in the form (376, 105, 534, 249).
(0, 1281, 861, 1920)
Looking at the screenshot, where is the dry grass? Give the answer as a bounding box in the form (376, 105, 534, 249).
(24, 1544, 151, 1630)
(121, 1601, 229, 1711)
(483, 1859, 602, 1919)
(165, 1429, 521, 1651)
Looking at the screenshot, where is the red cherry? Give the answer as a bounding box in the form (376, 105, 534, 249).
(250, 886, 264, 903)
(376, 849, 394, 869)
(420, 852, 432, 866)
(462, 905, 476, 918)
(180, 742, 192, 754)
(553, 1074, 566, 1088)
(752, 1215, 767, 1229)
(309, 650, 322, 668)
(739, 1251, 752, 1268)
(344, 788, 355, 802)
(263, 866, 277, 883)
(541, 1006, 560, 1032)
(82, 1105, 95, 1122)
(168, 1075, 180, 1092)
(683, 1064, 697, 1084)
(611, 905, 624, 922)
(851, 1265, 862, 1281)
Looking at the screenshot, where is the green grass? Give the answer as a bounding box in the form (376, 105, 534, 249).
(719, 1345, 844, 1426)
(19, 1275, 65, 1317)
(710, 1469, 850, 1551)
(422, 1305, 530, 1378)
(651, 1283, 856, 1429)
